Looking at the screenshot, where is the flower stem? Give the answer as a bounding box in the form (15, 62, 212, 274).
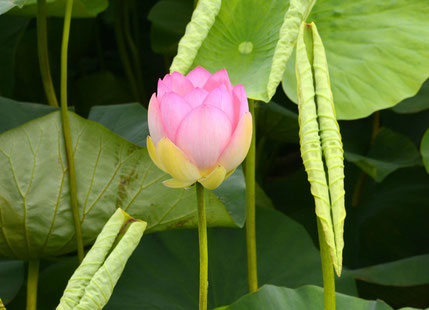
(61, 0, 84, 263)
(317, 218, 336, 310)
(245, 99, 258, 292)
(196, 182, 208, 310)
(36, 0, 58, 107)
(26, 260, 39, 310)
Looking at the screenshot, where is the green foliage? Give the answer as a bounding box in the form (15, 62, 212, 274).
(345, 128, 421, 182)
(7, 0, 108, 17)
(283, 0, 429, 120)
(57, 208, 146, 309)
(295, 22, 345, 275)
(393, 80, 429, 114)
(0, 109, 242, 260)
(170, 0, 315, 102)
(0, 259, 24, 304)
(421, 129, 429, 174)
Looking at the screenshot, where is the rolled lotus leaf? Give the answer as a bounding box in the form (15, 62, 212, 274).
(295, 22, 345, 275)
(57, 208, 146, 310)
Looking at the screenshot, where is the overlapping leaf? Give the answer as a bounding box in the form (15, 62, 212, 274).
(345, 127, 421, 182)
(0, 110, 239, 260)
(170, 0, 315, 102)
(57, 208, 146, 310)
(421, 129, 429, 174)
(217, 285, 409, 310)
(295, 22, 345, 275)
(283, 0, 429, 120)
(6, 0, 108, 17)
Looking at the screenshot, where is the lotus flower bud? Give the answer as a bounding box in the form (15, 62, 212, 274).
(147, 67, 252, 190)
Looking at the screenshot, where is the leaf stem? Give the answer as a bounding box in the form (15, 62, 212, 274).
(61, 0, 84, 263)
(26, 260, 39, 310)
(36, 0, 58, 107)
(245, 99, 258, 292)
(317, 218, 336, 310)
(123, 0, 146, 105)
(196, 182, 208, 310)
(114, 0, 140, 103)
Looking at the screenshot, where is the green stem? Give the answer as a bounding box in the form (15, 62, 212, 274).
(196, 182, 208, 310)
(61, 0, 84, 263)
(123, 0, 146, 105)
(26, 260, 39, 310)
(245, 99, 258, 292)
(36, 0, 58, 107)
(114, 0, 140, 103)
(317, 219, 336, 310)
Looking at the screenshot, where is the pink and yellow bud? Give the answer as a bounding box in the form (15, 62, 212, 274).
(147, 67, 252, 190)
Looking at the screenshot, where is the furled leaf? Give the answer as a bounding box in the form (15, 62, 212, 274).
(57, 208, 146, 310)
(295, 22, 345, 275)
(219, 285, 392, 310)
(345, 127, 421, 182)
(170, 0, 315, 102)
(283, 0, 429, 120)
(393, 80, 429, 114)
(421, 129, 429, 174)
(0, 111, 238, 260)
(8, 0, 108, 17)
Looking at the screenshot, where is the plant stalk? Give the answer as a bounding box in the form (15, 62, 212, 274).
(196, 182, 208, 310)
(26, 260, 40, 310)
(36, 0, 58, 107)
(114, 0, 140, 103)
(245, 99, 258, 292)
(61, 0, 84, 263)
(317, 218, 336, 310)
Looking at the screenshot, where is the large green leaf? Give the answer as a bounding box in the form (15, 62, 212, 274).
(0, 259, 24, 304)
(0, 0, 25, 15)
(421, 129, 429, 174)
(57, 208, 146, 310)
(283, 0, 429, 120)
(170, 0, 315, 102)
(0, 16, 29, 96)
(0, 111, 240, 260)
(8, 0, 108, 17)
(345, 127, 421, 182)
(219, 285, 392, 310)
(88, 103, 148, 147)
(353, 254, 429, 287)
(0, 97, 56, 134)
(393, 80, 429, 114)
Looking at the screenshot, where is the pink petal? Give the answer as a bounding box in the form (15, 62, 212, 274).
(203, 68, 233, 92)
(148, 94, 165, 144)
(170, 71, 194, 96)
(219, 112, 252, 172)
(186, 66, 212, 88)
(159, 92, 192, 142)
(233, 84, 249, 118)
(175, 105, 232, 170)
(184, 87, 209, 109)
(203, 85, 235, 125)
